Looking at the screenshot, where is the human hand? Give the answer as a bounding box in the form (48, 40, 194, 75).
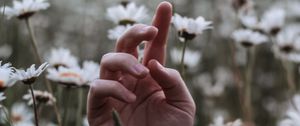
(87, 2, 196, 126)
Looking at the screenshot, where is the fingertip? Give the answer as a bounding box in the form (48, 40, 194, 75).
(126, 93, 136, 103)
(141, 26, 158, 41)
(131, 64, 149, 78)
(158, 1, 173, 13)
(148, 59, 165, 73)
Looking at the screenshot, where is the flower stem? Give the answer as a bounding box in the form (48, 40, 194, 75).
(25, 18, 62, 126)
(63, 88, 71, 126)
(112, 109, 123, 126)
(180, 41, 187, 78)
(29, 85, 39, 126)
(229, 41, 244, 116)
(76, 89, 83, 126)
(281, 60, 296, 93)
(244, 47, 256, 124)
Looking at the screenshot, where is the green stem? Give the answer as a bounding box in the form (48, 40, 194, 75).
(244, 47, 256, 123)
(63, 88, 71, 126)
(29, 85, 39, 126)
(180, 41, 187, 78)
(76, 89, 83, 126)
(112, 109, 123, 126)
(25, 18, 62, 126)
(282, 60, 296, 93)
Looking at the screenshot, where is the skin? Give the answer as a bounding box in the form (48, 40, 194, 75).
(87, 2, 196, 126)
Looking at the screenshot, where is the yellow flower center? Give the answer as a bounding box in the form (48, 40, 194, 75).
(60, 72, 81, 78)
(0, 80, 4, 88)
(12, 114, 22, 123)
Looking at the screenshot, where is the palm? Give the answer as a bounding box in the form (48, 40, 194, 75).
(101, 75, 193, 126)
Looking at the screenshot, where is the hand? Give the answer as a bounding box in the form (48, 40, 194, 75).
(87, 2, 195, 126)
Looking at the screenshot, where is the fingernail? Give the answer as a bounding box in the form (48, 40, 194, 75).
(155, 61, 164, 70)
(132, 64, 147, 74)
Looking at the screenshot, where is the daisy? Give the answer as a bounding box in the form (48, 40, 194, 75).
(23, 90, 56, 106)
(170, 48, 201, 69)
(1, 0, 50, 20)
(239, 10, 260, 30)
(46, 48, 79, 69)
(172, 13, 213, 42)
(13, 62, 49, 85)
(108, 25, 132, 40)
(106, 2, 149, 25)
(47, 66, 84, 87)
(0, 68, 17, 91)
(232, 29, 268, 48)
(83, 116, 89, 126)
(274, 27, 300, 54)
(81, 61, 99, 87)
(0, 61, 13, 69)
(278, 94, 300, 126)
(0, 93, 5, 108)
(10, 103, 34, 126)
(260, 8, 285, 36)
(209, 116, 243, 126)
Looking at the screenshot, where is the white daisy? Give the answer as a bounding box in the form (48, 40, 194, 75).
(107, 25, 132, 40)
(23, 90, 56, 106)
(0, 44, 13, 59)
(232, 29, 268, 48)
(239, 10, 260, 30)
(260, 8, 285, 36)
(81, 61, 99, 87)
(274, 27, 300, 54)
(172, 13, 213, 42)
(1, 0, 50, 20)
(209, 116, 243, 126)
(47, 66, 84, 87)
(0, 68, 17, 91)
(0, 93, 5, 108)
(273, 26, 300, 62)
(0, 61, 13, 69)
(106, 2, 149, 25)
(278, 94, 300, 126)
(83, 116, 89, 126)
(13, 62, 49, 85)
(46, 48, 79, 69)
(170, 48, 201, 69)
(10, 103, 34, 126)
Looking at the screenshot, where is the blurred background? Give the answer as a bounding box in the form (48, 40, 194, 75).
(1, 0, 300, 126)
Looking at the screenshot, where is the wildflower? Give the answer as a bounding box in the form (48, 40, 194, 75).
(209, 116, 243, 126)
(47, 66, 84, 87)
(0, 93, 5, 108)
(278, 94, 300, 126)
(260, 8, 285, 36)
(108, 25, 132, 40)
(23, 90, 56, 106)
(172, 13, 212, 42)
(106, 2, 149, 25)
(232, 29, 268, 48)
(0, 62, 16, 91)
(1, 0, 50, 20)
(170, 48, 201, 69)
(13, 62, 49, 85)
(272, 25, 300, 62)
(46, 48, 79, 69)
(81, 61, 99, 87)
(10, 103, 34, 126)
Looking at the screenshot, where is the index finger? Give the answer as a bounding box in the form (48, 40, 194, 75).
(143, 1, 173, 65)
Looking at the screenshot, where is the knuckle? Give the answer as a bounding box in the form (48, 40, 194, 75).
(168, 69, 181, 77)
